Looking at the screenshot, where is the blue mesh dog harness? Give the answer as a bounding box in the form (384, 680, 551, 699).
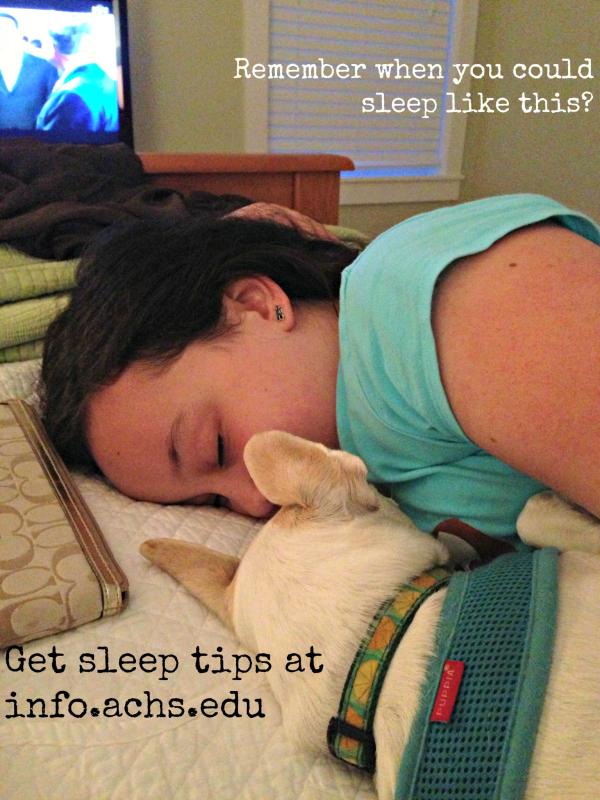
(395, 548, 558, 800)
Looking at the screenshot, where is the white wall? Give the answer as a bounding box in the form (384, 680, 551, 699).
(125, 0, 600, 233)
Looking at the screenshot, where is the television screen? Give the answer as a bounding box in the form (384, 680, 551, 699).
(0, 0, 133, 146)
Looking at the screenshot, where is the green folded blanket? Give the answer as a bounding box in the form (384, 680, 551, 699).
(0, 292, 70, 352)
(0, 244, 75, 361)
(326, 224, 372, 251)
(0, 245, 75, 362)
(0, 339, 44, 363)
(0, 245, 78, 302)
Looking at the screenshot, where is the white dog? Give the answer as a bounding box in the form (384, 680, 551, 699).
(141, 432, 600, 800)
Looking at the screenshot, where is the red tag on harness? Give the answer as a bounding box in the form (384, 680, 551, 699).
(430, 660, 464, 723)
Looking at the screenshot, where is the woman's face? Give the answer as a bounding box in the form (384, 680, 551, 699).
(87, 295, 340, 517)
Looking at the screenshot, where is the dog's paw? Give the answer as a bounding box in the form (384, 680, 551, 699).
(139, 538, 160, 558)
(139, 539, 239, 626)
(139, 538, 181, 569)
(517, 491, 600, 553)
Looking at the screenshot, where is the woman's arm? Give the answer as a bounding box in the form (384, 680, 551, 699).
(432, 221, 600, 517)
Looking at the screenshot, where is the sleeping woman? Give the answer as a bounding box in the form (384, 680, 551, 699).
(40, 194, 600, 540)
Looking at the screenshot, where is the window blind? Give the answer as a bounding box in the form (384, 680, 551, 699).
(267, 0, 454, 177)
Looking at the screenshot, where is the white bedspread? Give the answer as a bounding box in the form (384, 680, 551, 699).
(0, 361, 376, 800)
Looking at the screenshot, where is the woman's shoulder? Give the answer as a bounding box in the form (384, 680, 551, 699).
(342, 193, 599, 304)
(356, 194, 597, 256)
(432, 218, 600, 516)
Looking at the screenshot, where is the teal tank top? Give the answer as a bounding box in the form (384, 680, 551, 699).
(336, 194, 600, 537)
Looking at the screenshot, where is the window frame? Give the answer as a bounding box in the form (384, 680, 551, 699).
(240, 0, 480, 205)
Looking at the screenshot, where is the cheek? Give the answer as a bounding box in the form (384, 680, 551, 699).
(227, 395, 279, 445)
(226, 380, 323, 458)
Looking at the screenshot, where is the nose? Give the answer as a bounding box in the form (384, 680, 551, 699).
(222, 465, 278, 519)
(227, 491, 277, 519)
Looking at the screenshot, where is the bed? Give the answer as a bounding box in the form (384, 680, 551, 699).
(0, 151, 377, 800)
(139, 152, 354, 225)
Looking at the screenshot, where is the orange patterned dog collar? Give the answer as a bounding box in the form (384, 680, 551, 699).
(327, 566, 452, 773)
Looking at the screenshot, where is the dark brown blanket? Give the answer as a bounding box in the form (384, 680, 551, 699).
(0, 139, 252, 259)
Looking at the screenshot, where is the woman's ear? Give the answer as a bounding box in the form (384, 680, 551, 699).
(222, 277, 295, 330)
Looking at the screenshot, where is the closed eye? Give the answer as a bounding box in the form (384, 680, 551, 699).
(168, 413, 184, 472)
(213, 435, 226, 508)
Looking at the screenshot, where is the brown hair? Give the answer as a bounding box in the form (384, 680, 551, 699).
(41, 216, 357, 472)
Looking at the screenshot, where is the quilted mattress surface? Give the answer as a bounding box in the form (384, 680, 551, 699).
(0, 360, 376, 800)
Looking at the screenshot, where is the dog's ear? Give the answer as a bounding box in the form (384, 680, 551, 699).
(244, 430, 380, 519)
(140, 539, 238, 628)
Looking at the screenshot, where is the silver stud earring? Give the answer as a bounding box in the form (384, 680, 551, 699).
(275, 305, 285, 321)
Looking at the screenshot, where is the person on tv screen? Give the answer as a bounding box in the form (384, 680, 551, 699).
(36, 22, 118, 136)
(0, 13, 59, 130)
